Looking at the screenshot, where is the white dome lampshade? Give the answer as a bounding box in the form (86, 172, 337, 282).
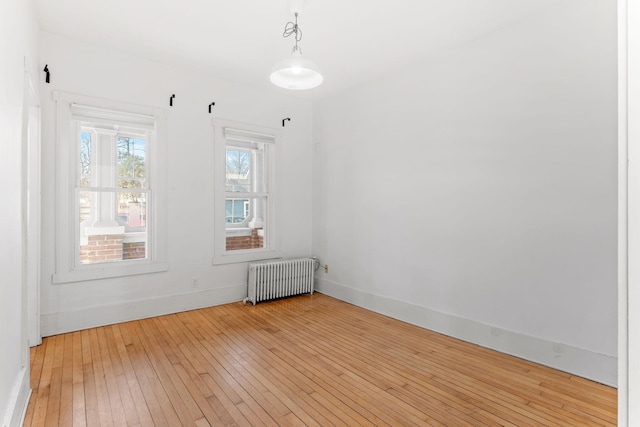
(270, 48, 323, 90)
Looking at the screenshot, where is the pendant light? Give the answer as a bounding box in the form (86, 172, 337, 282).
(270, 12, 323, 90)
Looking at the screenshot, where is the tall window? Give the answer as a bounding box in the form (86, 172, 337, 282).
(53, 92, 167, 283)
(77, 124, 149, 265)
(213, 120, 281, 264)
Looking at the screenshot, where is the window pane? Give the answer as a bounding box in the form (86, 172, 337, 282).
(117, 193, 147, 228)
(226, 198, 249, 224)
(225, 196, 267, 252)
(79, 131, 92, 187)
(79, 190, 92, 224)
(117, 136, 146, 189)
(78, 190, 147, 265)
(225, 149, 250, 192)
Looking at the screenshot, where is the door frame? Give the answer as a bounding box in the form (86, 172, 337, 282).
(23, 67, 41, 348)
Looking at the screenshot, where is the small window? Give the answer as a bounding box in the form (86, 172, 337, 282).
(213, 119, 282, 265)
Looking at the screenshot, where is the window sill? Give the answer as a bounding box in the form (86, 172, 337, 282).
(212, 250, 282, 266)
(52, 261, 169, 284)
(123, 231, 147, 243)
(226, 227, 253, 237)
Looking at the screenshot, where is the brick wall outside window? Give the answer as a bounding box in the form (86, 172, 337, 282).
(80, 234, 124, 264)
(226, 229, 263, 251)
(123, 242, 146, 260)
(80, 235, 146, 264)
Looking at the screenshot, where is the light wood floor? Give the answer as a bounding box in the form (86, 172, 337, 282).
(24, 293, 616, 426)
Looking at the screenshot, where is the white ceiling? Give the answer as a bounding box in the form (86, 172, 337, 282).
(34, 0, 559, 99)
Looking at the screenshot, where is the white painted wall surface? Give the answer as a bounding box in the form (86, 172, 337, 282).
(313, 0, 617, 384)
(39, 33, 313, 336)
(0, 0, 39, 425)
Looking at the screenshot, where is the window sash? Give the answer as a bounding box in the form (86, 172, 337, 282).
(74, 188, 151, 266)
(224, 195, 269, 252)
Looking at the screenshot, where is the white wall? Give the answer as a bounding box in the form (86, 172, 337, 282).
(39, 33, 314, 336)
(0, 0, 39, 425)
(313, 0, 617, 385)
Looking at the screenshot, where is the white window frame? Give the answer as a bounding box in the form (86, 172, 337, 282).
(52, 91, 168, 283)
(212, 118, 282, 265)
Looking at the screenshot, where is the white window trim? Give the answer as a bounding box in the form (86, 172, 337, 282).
(212, 118, 282, 265)
(52, 91, 168, 283)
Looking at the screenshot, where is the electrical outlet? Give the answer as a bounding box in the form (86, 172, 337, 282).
(324, 264, 329, 274)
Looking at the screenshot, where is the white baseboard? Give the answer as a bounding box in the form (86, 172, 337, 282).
(41, 284, 246, 337)
(3, 367, 31, 427)
(316, 278, 617, 387)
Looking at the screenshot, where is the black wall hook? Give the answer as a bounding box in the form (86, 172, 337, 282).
(169, 94, 175, 106)
(209, 102, 215, 114)
(282, 117, 291, 127)
(43, 64, 50, 83)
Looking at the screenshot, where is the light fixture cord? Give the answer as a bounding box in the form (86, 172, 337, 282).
(283, 12, 302, 50)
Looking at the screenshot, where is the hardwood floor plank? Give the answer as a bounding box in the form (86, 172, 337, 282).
(121, 321, 181, 426)
(81, 360, 100, 426)
(149, 316, 233, 425)
(218, 306, 419, 426)
(263, 296, 592, 426)
(96, 327, 127, 426)
(109, 323, 155, 426)
(248, 305, 473, 424)
(182, 313, 282, 427)
(88, 328, 115, 427)
(71, 331, 87, 427)
(58, 333, 74, 427)
(135, 317, 206, 425)
(80, 329, 92, 366)
(173, 363, 227, 426)
(30, 341, 46, 390)
(23, 389, 38, 427)
(201, 310, 356, 423)
(43, 335, 65, 427)
(162, 314, 257, 425)
(25, 293, 617, 427)
(101, 326, 140, 426)
(29, 337, 52, 427)
(213, 309, 377, 425)
(155, 315, 251, 426)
